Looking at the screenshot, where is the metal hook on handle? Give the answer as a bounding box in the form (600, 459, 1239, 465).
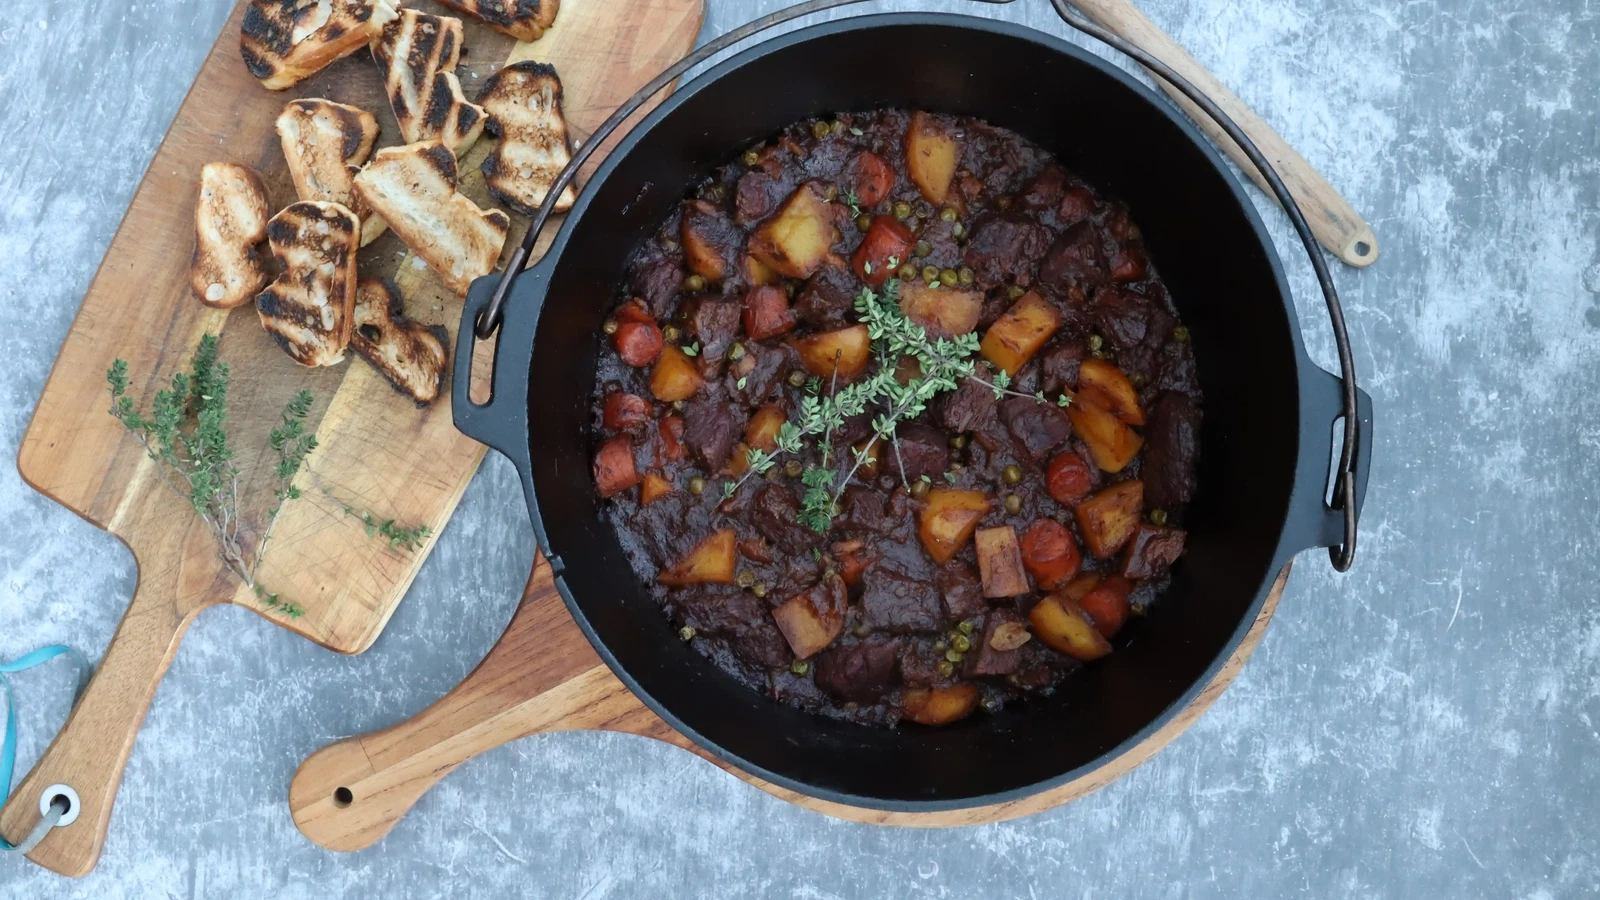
(1043, 0, 1361, 570)
(472, 0, 1362, 572)
(473, 0, 1019, 341)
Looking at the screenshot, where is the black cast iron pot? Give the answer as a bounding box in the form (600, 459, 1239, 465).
(450, 12, 1373, 810)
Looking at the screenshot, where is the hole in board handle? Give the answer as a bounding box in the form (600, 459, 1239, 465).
(1353, 240, 1371, 258)
(333, 787, 354, 808)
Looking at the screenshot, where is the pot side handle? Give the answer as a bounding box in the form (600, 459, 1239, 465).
(453, 267, 544, 467)
(1284, 363, 1373, 566)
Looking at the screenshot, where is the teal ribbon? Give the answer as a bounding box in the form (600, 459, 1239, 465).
(0, 646, 90, 852)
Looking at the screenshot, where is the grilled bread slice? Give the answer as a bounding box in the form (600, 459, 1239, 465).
(191, 163, 272, 309)
(241, 0, 400, 91)
(477, 61, 577, 216)
(256, 201, 359, 367)
(276, 99, 388, 246)
(372, 9, 486, 155)
(351, 279, 448, 404)
(353, 141, 510, 296)
(435, 0, 558, 42)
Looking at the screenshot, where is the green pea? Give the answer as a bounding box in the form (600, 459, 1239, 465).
(737, 570, 756, 588)
(921, 265, 940, 283)
(1173, 326, 1191, 343)
(940, 268, 960, 286)
(788, 369, 807, 388)
(951, 221, 966, 239)
(1004, 494, 1022, 514)
(893, 201, 912, 220)
(934, 639, 949, 653)
(709, 184, 727, 201)
(940, 207, 958, 222)
(812, 120, 831, 139)
(856, 213, 874, 232)
(753, 582, 768, 598)
(679, 626, 696, 641)
(791, 658, 809, 675)
(958, 620, 976, 635)
(951, 634, 971, 653)
(662, 324, 681, 342)
(1002, 464, 1022, 485)
(727, 342, 745, 362)
(958, 267, 975, 285)
(688, 476, 706, 495)
(602, 319, 618, 335)
(945, 648, 964, 663)
(911, 479, 931, 500)
(1007, 284, 1026, 300)
(683, 274, 706, 292)
(743, 149, 760, 166)
(659, 236, 679, 252)
(897, 263, 918, 281)
(784, 459, 804, 478)
(1151, 508, 1169, 526)
(936, 660, 956, 678)
(914, 240, 932, 258)
(1087, 334, 1104, 351)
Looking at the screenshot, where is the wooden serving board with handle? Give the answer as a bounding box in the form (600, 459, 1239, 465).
(290, 555, 1289, 846)
(0, 0, 704, 876)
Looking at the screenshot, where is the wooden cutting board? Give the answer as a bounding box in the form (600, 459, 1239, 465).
(0, 0, 703, 877)
(289, 555, 1289, 847)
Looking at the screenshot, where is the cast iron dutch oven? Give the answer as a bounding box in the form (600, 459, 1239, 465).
(449, 5, 1373, 810)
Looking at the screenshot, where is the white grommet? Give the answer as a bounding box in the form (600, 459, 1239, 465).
(40, 784, 80, 827)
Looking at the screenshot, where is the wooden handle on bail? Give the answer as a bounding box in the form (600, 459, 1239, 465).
(0, 578, 206, 877)
(1069, 0, 1379, 267)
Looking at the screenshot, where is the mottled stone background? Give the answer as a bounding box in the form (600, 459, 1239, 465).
(2, 0, 1596, 896)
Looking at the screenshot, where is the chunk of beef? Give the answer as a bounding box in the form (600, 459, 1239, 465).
(682, 200, 743, 283)
(1038, 341, 1084, 395)
(836, 486, 890, 535)
(1000, 396, 1072, 460)
(963, 609, 1026, 677)
(1038, 220, 1106, 293)
(861, 565, 943, 633)
(726, 341, 794, 404)
(899, 637, 956, 688)
(937, 562, 987, 621)
(1020, 165, 1065, 211)
(1093, 286, 1175, 383)
(686, 297, 742, 361)
(681, 394, 742, 471)
(794, 264, 860, 329)
(1153, 340, 1199, 394)
(1057, 185, 1097, 223)
(749, 484, 815, 554)
(1144, 391, 1201, 510)
(631, 254, 683, 319)
(674, 587, 791, 669)
(735, 170, 788, 226)
(936, 376, 1002, 440)
(886, 422, 949, 483)
(1122, 524, 1187, 579)
(962, 214, 1053, 289)
(814, 638, 900, 702)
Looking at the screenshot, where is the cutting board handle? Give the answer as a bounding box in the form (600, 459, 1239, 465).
(0, 573, 208, 877)
(289, 552, 655, 852)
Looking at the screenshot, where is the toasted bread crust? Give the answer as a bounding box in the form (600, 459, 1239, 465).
(190, 162, 272, 309)
(477, 61, 577, 216)
(256, 201, 359, 366)
(350, 279, 449, 404)
(435, 0, 558, 42)
(372, 10, 486, 155)
(241, 0, 400, 91)
(354, 141, 510, 296)
(277, 99, 388, 245)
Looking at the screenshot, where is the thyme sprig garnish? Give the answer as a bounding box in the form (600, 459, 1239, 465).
(321, 489, 435, 551)
(108, 336, 432, 619)
(717, 279, 1072, 533)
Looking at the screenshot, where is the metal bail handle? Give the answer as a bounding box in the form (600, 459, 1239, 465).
(473, 0, 1365, 571)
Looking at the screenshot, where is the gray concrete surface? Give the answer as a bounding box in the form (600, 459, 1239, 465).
(2, 0, 1597, 895)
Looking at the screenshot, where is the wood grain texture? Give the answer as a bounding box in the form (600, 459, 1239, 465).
(291, 555, 1290, 849)
(1068, 0, 1379, 267)
(0, 0, 704, 876)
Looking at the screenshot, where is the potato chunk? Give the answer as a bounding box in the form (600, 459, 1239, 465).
(680, 199, 736, 283)
(898, 281, 982, 339)
(748, 182, 835, 279)
(979, 291, 1060, 376)
(744, 254, 778, 286)
(657, 529, 737, 586)
(1074, 480, 1144, 558)
(792, 324, 871, 383)
(905, 111, 959, 205)
(974, 526, 1030, 597)
(902, 684, 980, 726)
(1066, 392, 1143, 472)
(771, 573, 848, 659)
(745, 403, 787, 452)
(1077, 358, 1145, 425)
(917, 487, 991, 564)
(639, 472, 673, 505)
(1029, 595, 1112, 661)
(649, 344, 706, 402)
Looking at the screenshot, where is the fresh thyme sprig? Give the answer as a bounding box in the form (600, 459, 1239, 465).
(107, 337, 431, 619)
(321, 489, 434, 551)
